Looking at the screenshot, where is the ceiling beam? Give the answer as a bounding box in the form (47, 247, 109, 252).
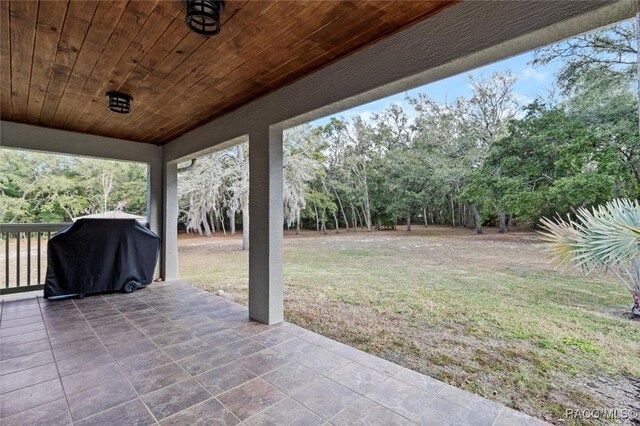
(1, 121, 160, 164)
(164, 0, 635, 163)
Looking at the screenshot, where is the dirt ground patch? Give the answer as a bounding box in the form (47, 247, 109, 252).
(179, 226, 640, 425)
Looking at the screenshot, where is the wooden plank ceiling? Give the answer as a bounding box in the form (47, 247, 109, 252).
(0, 0, 455, 145)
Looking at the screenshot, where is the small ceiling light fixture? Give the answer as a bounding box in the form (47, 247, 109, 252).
(106, 91, 132, 114)
(184, 0, 225, 37)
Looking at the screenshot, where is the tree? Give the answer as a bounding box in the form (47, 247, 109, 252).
(304, 190, 337, 234)
(533, 18, 638, 93)
(539, 199, 640, 317)
(179, 155, 224, 237)
(485, 92, 639, 225)
(226, 145, 249, 249)
(178, 127, 320, 248)
(283, 126, 322, 234)
(0, 149, 147, 223)
(565, 73, 640, 187)
(385, 151, 426, 232)
(410, 91, 477, 229)
(372, 103, 423, 231)
(411, 71, 520, 233)
(465, 72, 520, 232)
(533, 16, 639, 154)
(321, 117, 376, 231)
(99, 171, 114, 213)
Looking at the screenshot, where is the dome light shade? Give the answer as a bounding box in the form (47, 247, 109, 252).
(106, 92, 132, 114)
(184, 0, 225, 37)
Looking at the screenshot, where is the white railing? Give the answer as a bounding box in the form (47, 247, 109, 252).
(0, 223, 70, 295)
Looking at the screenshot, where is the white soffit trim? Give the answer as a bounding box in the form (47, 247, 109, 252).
(0, 121, 161, 164)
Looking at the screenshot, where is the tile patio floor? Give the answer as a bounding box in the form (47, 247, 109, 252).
(1, 281, 548, 425)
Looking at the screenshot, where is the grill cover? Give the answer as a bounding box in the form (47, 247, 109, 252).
(44, 219, 159, 298)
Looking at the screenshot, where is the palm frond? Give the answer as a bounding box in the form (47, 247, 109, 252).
(572, 199, 640, 269)
(538, 214, 583, 266)
(538, 199, 640, 296)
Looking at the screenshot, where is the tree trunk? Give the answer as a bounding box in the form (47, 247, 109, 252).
(314, 204, 320, 232)
(202, 212, 212, 237)
(449, 196, 456, 227)
(334, 188, 349, 231)
(630, 161, 640, 186)
(423, 208, 428, 227)
(228, 209, 236, 235)
(507, 214, 513, 231)
(295, 210, 301, 235)
(362, 207, 373, 231)
(333, 212, 339, 233)
(60, 205, 75, 223)
(406, 212, 412, 232)
(632, 290, 640, 317)
(100, 172, 114, 213)
(471, 204, 483, 234)
(468, 204, 476, 230)
(219, 214, 227, 235)
(213, 213, 219, 232)
(355, 206, 364, 230)
(321, 211, 327, 235)
(361, 165, 372, 231)
(498, 209, 507, 233)
(242, 206, 249, 250)
(462, 204, 467, 227)
(350, 203, 358, 230)
(238, 146, 249, 251)
(363, 205, 372, 231)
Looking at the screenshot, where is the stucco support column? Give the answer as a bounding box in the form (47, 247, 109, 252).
(161, 162, 179, 281)
(248, 126, 284, 324)
(147, 152, 163, 279)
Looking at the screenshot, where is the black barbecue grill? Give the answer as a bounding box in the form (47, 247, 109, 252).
(44, 219, 159, 299)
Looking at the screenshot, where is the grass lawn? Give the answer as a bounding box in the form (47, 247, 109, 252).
(178, 226, 640, 425)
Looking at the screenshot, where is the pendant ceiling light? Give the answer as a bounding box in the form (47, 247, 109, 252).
(184, 0, 225, 37)
(106, 92, 132, 114)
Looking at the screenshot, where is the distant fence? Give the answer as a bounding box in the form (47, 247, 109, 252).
(0, 223, 70, 295)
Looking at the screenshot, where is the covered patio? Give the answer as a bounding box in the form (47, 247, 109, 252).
(0, 0, 636, 424)
(1, 282, 545, 425)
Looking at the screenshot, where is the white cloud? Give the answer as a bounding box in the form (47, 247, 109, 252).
(521, 68, 548, 82)
(340, 109, 375, 123)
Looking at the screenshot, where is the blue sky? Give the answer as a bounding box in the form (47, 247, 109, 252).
(311, 50, 560, 126)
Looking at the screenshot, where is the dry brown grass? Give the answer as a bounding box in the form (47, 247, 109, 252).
(179, 226, 640, 425)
